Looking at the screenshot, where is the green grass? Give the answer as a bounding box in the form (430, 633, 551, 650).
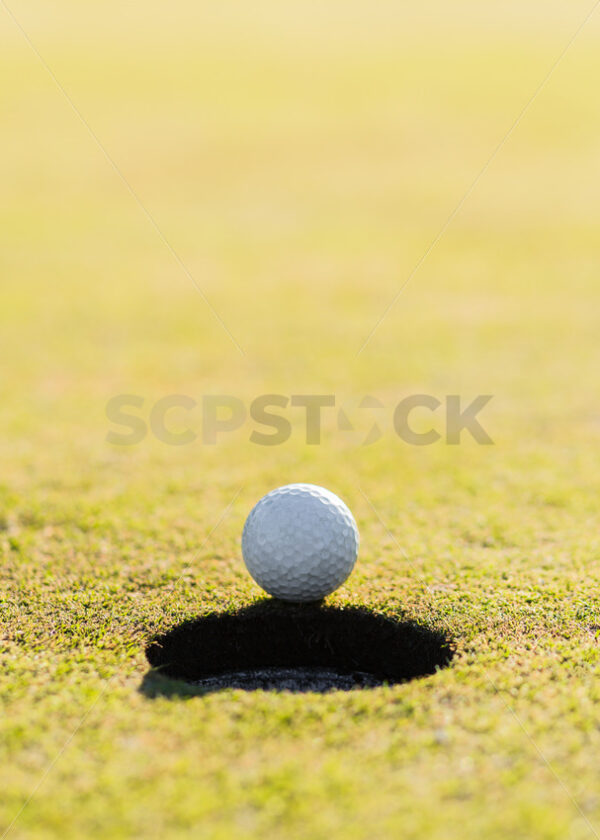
(2, 1, 600, 837)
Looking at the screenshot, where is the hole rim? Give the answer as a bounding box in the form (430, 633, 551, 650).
(144, 602, 455, 694)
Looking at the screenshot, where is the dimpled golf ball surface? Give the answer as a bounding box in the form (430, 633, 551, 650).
(242, 484, 359, 602)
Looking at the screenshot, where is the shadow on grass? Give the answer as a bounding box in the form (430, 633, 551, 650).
(140, 601, 455, 697)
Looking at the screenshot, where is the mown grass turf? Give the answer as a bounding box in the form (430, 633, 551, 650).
(2, 2, 600, 838)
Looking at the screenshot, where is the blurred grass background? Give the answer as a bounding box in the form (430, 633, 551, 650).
(2, 2, 600, 838)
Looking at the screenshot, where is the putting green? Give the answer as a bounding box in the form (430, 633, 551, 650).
(2, 2, 600, 838)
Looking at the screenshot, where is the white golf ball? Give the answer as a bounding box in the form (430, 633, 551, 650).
(242, 483, 359, 602)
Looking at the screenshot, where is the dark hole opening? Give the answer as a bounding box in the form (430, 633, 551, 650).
(142, 602, 454, 695)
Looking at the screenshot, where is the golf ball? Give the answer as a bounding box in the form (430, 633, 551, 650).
(242, 483, 359, 602)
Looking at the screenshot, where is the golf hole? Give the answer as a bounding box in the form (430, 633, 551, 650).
(142, 602, 454, 695)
